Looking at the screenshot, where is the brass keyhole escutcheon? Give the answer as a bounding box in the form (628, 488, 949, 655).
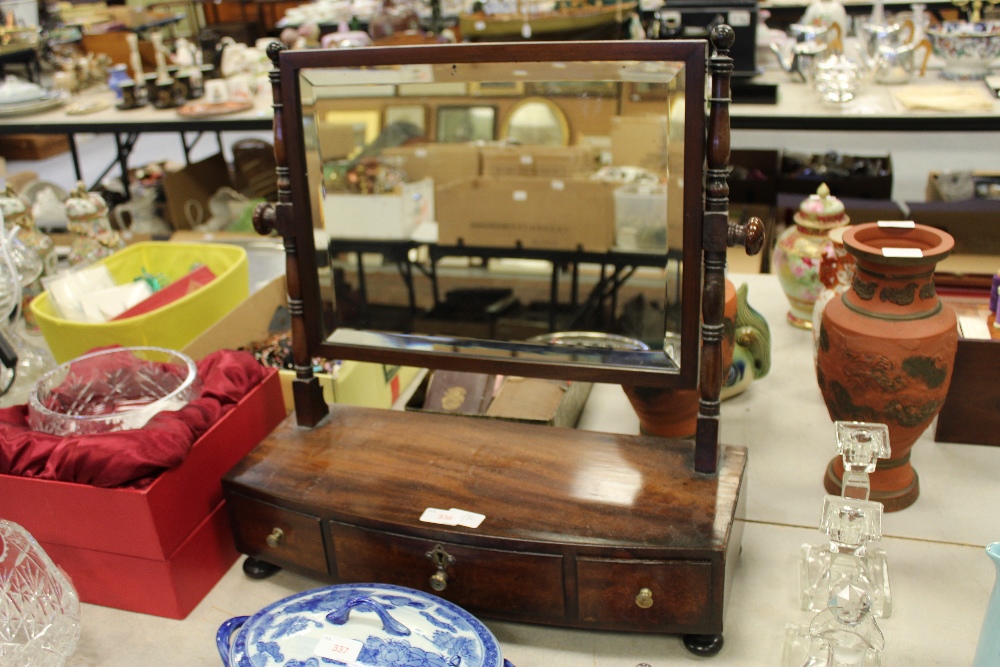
(635, 587, 654, 609)
(265, 527, 284, 548)
(426, 544, 456, 592)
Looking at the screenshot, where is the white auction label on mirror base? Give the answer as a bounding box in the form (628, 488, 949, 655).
(315, 635, 363, 664)
(882, 247, 923, 258)
(420, 507, 486, 528)
(877, 220, 915, 228)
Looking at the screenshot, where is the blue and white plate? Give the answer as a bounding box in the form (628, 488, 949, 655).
(217, 583, 511, 667)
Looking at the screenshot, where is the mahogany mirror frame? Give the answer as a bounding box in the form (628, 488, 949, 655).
(254, 29, 763, 473)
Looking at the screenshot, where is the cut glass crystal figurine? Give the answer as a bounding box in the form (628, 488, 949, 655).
(835, 422, 890, 501)
(801, 496, 890, 617)
(802, 422, 892, 617)
(783, 583, 885, 667)
(0, 520, 80, 667)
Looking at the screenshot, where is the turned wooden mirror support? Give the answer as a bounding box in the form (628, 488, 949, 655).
(241, 27, 763, 656)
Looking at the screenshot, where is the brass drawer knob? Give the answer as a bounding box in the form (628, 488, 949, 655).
(635, 587, 654, 609)
(265, 527, 285, 548)
(429, 570, 449, 592)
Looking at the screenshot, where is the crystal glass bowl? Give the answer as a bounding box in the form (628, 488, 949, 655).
(27, 347, 200, 436)
(926, 21, 1000, 79)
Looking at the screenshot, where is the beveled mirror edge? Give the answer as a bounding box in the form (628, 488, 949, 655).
(274, 40, 707, 398)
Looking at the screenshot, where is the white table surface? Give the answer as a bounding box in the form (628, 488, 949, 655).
(62, 271, 998, 666)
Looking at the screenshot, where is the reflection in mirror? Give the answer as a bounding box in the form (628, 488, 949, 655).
(502, 97, 570, 146)
(295, 51, 700, 386)
(436, 105, 497, 142)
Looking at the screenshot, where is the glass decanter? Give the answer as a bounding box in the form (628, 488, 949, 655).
(0, 519, 81, 667)
(801, 495, 890, 618)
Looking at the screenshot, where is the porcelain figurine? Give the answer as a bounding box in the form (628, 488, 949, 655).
(0, 184, 54, 276)
(772, 183, 850, 329)
(721, 282, 772, 400)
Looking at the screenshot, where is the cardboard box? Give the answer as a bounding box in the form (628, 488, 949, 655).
(779, 154, 893, 200)
(610, 115, 668, 173)
(906, 173, 1000, 258)
(480, 145, 597, 179)
(382, 144, 481, 189)
(182, 275, 422, 413)
(322, 178, 434, 239)
(0, 134, 70, 161)
(407, 373, 592, 428)
(614, 184, 667, 251)
(0, 368, 286, 618)
(162, 153, 234, 230)
(436, 177, 617, 251)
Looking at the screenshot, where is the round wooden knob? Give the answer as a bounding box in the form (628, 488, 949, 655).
(265, 527, 284, 548)
(252, 202, 277, 236)
(729, 215, 766, 256)
(635, 587, 654, 609)
(429, 570, 448, 592)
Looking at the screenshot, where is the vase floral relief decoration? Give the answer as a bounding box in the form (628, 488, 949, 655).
(815, 222, 958, 511)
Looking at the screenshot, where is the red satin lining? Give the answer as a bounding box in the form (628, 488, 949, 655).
(0, 350, 268, 489)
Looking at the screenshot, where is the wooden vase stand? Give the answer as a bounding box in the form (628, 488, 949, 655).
(223, 404, 747, 656)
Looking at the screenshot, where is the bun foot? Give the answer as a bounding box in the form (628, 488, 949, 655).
(683, 633, 724, 657)
(243, 557, 281, 580)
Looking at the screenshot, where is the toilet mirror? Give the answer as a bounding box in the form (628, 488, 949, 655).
(274, 40, 706, 389)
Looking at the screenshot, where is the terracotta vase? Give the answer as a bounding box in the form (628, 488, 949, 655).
(624, 279, 737, 438)
(772, 183, 850, 329)
(816, 222, 958, 511)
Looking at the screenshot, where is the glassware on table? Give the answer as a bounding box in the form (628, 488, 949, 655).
(835, 421, 891, 501)
(0, 519, 81, 667)
(27, 346, 200, 436)
(0, 208, 55, 401)
(783, 582, 885, 666)
(801, 495, 891, 618)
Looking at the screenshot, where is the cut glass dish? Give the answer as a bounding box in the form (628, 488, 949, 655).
(27, 346, 200, 436)
(0, 520, 80, 667)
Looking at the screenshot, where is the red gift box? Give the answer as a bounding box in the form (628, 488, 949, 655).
(0, 368, 285, 619)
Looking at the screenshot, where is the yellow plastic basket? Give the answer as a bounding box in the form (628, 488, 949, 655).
(31, 242, 249, 363)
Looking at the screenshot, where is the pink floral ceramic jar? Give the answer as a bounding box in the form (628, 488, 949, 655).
(771, 183, 850, 329)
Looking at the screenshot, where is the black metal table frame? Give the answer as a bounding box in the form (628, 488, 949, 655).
(0, 114, 274, 197)
(328, 237, 683, 334)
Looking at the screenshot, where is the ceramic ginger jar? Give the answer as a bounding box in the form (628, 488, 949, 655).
(816, 222, 958, 511)
(64, 182, 125, 267)
(0, 185, 54, 276)
(772, 183, 850, 329)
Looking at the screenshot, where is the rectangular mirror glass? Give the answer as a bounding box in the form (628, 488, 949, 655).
(281, 43, 705, 388)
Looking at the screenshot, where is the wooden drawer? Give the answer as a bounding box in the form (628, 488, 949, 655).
(576, 557, 712, 630)
(227, 493, 328, 574)
(329, 522, 566, 619)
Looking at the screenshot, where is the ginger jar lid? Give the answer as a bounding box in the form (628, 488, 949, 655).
(793, 183, 850, 231)
(0, 185, 31, 225)
(64, 182, 110, 224)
